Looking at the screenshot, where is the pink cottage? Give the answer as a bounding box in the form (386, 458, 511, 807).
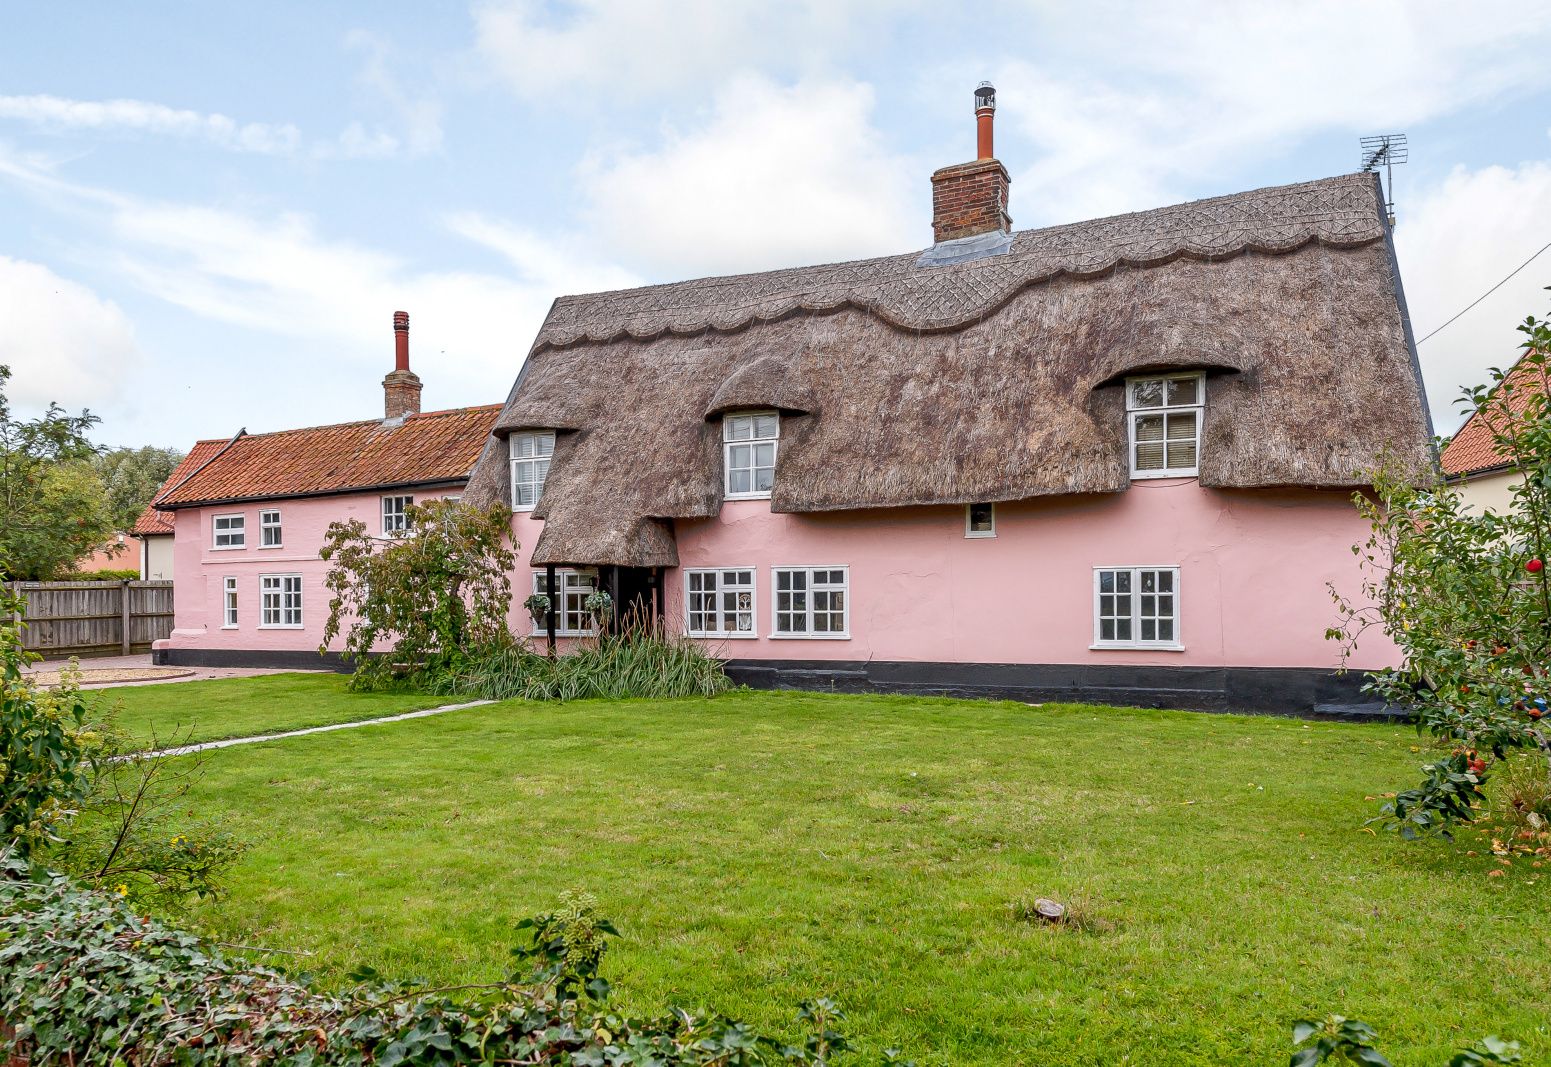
(456, 84, 1433, 714)
(150, 315, 500, 668)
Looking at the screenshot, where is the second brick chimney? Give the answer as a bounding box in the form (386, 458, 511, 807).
(929, 82, 1011, 244)
(383, 310, 423, 419)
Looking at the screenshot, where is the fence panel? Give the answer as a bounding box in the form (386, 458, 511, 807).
(6, 580, 175, 657)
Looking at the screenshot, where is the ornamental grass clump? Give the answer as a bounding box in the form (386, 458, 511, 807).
(0, 862, 914, 1066)
(431, 619, 732, 702)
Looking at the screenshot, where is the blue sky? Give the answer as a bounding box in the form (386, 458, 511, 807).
(2, 1, 1550, 448)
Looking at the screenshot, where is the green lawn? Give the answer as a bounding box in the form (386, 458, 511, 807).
(166, 689, 1548, 1065)
(91, 672, 453, 745)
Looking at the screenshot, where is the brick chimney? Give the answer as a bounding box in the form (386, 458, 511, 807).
(930, 82, 1011, 244)
(382, 310, 422, 419)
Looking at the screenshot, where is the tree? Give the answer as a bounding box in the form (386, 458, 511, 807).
(319, 499, 517, 688)
(93, 446, 185, 531)
(1329, 307, 1551, 839)
(0, 365, 115, 581)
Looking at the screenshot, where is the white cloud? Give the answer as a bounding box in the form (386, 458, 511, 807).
(979, 1, 1551, 224)
(0, 149, 634, 421)
(576, 76, 920, 276)
(0, 94, 302, 155)
(0, 256, 141, 411)
(0, 91, 433, 161)
(1394, 162, 1551, 434)
(472, 0, 904, 103)
(343, 30, 444, 156)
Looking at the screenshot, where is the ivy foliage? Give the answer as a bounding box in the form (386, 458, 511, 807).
(0, 867, 915, 1066)
(320, 499, 518, 689)
(1330, 307, 1551, 838)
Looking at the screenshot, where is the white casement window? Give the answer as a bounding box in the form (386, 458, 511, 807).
(772, 566, 849, 638)
(382, 495, 414, 534)
(510, 432, 555, 511)
(685, 568, 757, 638)
(260, 574, 304, 628)
(223, 577, 239, 628)
(1127, 373, 1203, 478)
(966, 503, 996, 538)
(530, 569, 598, 636)
(1093, 566, 1181, 649)
(212, 513, 245, 549)
(724, 412, 779, 499)
(259, 509, 282, 547)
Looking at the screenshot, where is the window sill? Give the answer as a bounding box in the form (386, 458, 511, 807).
(221, 625, 238, 630)
(769, 633, 851, 641)
(687, 631, 759, 640)
(724, 492, 773, 501)
(258, 544, 284, 550)
(211, 545, 245, 551)
(513, 505, 537, 513)
(259, 624, 305, 630)
(1089, 643, 1185, 652)
(529, 631, 597, 639)
(1128, 470, 1198, 481)
(965, 531, 996, 539)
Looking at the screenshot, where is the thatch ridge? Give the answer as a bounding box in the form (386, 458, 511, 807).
(469, 172, 1431, 568)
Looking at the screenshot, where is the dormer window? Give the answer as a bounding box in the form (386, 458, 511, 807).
(510, 431, 555, 511)
(724, 412, 778, 499)
(1127, 373, 1203, 478)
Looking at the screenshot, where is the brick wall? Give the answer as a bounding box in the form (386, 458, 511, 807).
(930, 158, 1012, 243)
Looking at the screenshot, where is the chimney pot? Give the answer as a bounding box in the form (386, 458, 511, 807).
(383, 309, 422, 419)
(928, 83, 1011, 245)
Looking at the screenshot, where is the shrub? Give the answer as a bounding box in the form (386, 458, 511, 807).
(431, 621, 733, 702)
(0, 862, 912, 1066)
(59, 567, 142, 582)
(1329, 308, 1551, 839)
(0, 585, 95, 855)
(320, 499, 518, 689)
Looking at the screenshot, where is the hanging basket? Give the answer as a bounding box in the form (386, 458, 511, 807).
(523, 593, 552, 625)
(584, 590, 614, 626)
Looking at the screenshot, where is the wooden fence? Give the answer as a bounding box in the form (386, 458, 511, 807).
(6, 581, 174, 657)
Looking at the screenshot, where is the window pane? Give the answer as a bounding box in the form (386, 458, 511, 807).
(1159, 619, 1174, 641)
(535, 433, 554, 456)
(1158, 571, 1173, 592)
(1141, 594, 1155, 615)
(753, 414, 778, 439)
(1141, 571, 1156, 593)
(1099, 571, 1114, 593)
(1116, 572, 1132, 593)
(1166, 411, 1196, 440)
(1167, 377, 1199, 405)
(730, 469, 751, 493)
(1158, 595, 1173, 616)
(753, 466, 774, 492)
(1116, 618, 1132, 641)
(1130, 379, 1165, 408)
(1167, 440, 1198, 469)
(777, 571, 791, 590)
(730, 443, 751, 467)
(791, 572, 807, 590)
(969, 503, 994, 532)
(754, 442, 775, 467)
(1101, 619, 1115, 641)
(725, 416, 751, 441)
(1134, 415, 1165, 470)
(1142, 619, 1156, 641)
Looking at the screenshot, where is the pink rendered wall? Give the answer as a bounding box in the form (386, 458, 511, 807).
(161, 489, 460, 655)
(649, 480, 1394, 671)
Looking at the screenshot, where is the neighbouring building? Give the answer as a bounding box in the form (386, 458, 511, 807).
(459, 84, 1434, 713)
(132, 441, 227, 580)
(150, 313, 500, 668)
(1440, 356, 1543, 513)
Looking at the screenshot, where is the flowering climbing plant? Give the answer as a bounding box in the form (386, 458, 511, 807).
(1329, 307, 1551, 840)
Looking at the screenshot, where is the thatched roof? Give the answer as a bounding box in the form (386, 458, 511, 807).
(467, 173, 1433, 568)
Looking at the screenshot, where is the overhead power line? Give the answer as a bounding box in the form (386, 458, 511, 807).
(1416, 238, 1551, 345)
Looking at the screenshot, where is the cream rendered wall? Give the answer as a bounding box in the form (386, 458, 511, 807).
(139, 535, 174, 581)
(1451, 469, 1521, 515)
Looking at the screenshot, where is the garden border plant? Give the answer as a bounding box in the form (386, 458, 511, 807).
(1330, 305, 1551, 851)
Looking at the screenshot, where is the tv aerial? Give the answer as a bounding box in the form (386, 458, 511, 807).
(1360, 134, 1407, 227)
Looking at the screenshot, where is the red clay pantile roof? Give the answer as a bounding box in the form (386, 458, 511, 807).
(1441, 357, 1547, 478)
(131, 439, 228, 535)
(156, 405, 501, 508)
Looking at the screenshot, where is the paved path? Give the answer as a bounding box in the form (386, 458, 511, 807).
(23, 652, 317, 687)
(143, 699, 496, 759)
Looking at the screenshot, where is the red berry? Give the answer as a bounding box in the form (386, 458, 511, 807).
(1529, 559, 1544, 573)
(1468, 758, 1487, 776)
(1530, 709, 1544, 720)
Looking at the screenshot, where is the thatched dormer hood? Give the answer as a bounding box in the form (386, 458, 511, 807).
(465, 172, 1432, 568)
